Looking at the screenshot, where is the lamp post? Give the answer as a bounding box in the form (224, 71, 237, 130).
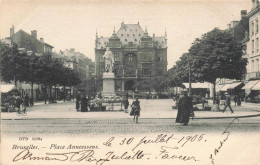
(188, 53, 192, 96)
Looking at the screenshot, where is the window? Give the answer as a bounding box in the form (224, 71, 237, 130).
(256, 19, 259, 33)
(114, 53, 119, 61)
(125, 39, 127, 42)
(252, 40, 255, 53)
(251, 60, 254, 72)
(133, 34, 135, 36)
(256, 59, 259, 72)
(257, 38, 259, 52)
(99, 54, 104, 62)
(251, 22, 254, 35)
(99, 67, 104, 75)
(158, 66, 163, 74)
(158, 54, 162, 61)
(127, 34, 129, 36)
(121, 34, 123, 36)
(142, 64, 151, 76)
(128, 54, 133, 62)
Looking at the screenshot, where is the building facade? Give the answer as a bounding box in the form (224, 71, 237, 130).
(63, 48, 95, 95)
(95, 22, 168, 93)
(246, 0, 260, 80)
(2, 26, 54, 101)
(242, 0, 260, 102)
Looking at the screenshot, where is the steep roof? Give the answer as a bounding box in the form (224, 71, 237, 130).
(153, 36, 167, 48)
(96, 37, 109, 49)
(116, 23, 144, 45)
(14, 29, 54, 48)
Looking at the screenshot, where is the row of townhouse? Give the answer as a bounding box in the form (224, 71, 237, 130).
(1, 26, 94, 101)
(216, 0, 260, 102)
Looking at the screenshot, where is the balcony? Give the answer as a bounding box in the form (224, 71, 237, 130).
(247, 72, 260, 80)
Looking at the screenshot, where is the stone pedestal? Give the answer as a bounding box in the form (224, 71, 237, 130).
(102, 72, 115, 96)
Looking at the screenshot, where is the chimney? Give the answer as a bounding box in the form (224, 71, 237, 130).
(10, 25, 14, 38)
(241, 10, 247, 19)
(31, 30, 37, 39)
(227, 23, 231, 29)
(40, 38, 44, 42)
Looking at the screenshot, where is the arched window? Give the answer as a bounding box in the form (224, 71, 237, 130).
(128, 54, 133, 62)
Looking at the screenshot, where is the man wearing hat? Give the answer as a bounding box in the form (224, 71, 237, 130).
(222, 92, 233, 113)
(176, 89, 193, 126)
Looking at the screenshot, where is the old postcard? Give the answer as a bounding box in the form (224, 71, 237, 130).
(1, 0, 260, 165)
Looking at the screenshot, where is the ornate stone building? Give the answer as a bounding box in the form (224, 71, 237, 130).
(95, 22, 167, 92)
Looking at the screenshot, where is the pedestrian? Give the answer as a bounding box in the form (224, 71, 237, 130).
(81, 94, 88, 112)
(15, 94, 22, 113)
(76, 92, 81, 111)
(245, 93, 248, 102)
(176, 90, 193, 126)
(29, 96, 33, 107)
(215, 95, 221, 111)
(222, 92, 234, 113)
(234, 95, 237, 106)
(24, 94, 29, 107)
(124, 98, 129, 113)
(130, 98, 141, 123)
(237, 95, 241, 106)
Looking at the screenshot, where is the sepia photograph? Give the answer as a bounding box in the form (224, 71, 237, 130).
(1, 0, 260, 165)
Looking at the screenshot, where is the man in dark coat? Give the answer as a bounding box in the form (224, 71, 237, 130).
(76, 93, 81, 111)
(24, 94, 29, 107)
(176, 90, 193, 126)
(81, 94, 88, 112)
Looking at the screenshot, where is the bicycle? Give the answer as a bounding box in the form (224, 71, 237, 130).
(16, 105, 27, 116)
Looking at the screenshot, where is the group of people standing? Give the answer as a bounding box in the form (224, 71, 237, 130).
(76, 93, 91, 112)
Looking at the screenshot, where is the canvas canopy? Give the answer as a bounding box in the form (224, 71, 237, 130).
(1, 84, 16, 93)
(220, 82, 243, 91)
(242, 80, 259, 90)
(251, 81, 260, 90)
(183, 82, 211, 89)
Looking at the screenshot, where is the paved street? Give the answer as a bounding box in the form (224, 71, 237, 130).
(1, 99, 260, 136)
(2, 117, 260, 137)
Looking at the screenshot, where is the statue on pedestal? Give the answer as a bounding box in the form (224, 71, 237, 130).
(103, 47, 114, 73)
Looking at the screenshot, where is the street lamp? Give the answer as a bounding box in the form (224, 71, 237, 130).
(188, 53, 192, 96)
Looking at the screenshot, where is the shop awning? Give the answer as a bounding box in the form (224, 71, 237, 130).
(252, 81, 260, 90)
(1, 84, 16, 93)
(220, 82, 243, 91)
(242, 80, 260, 90)
(216, 85, 224, 91)
(183, 82, 211, 89)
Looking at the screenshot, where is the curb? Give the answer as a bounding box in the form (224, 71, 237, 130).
(2, 113, 260, 120)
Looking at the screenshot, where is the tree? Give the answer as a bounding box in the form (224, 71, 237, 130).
(0, 42, 26, 86)
(188, 28, 247, 103)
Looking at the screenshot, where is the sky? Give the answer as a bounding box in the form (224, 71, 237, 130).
(0, 0, 252, 69)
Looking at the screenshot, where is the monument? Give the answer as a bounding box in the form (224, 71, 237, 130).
(102, 47, 115, 96)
